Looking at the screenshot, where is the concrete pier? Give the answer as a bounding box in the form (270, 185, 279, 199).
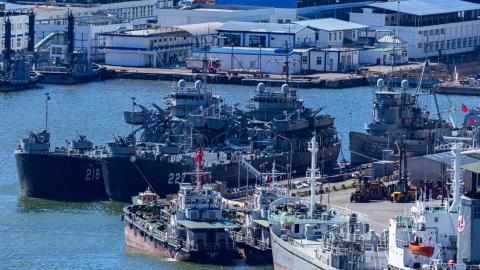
(102, 65, 368, 89)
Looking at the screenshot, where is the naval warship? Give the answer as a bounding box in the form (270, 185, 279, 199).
(349, 72, 453, 164)
(269, 136, 388, 270)
(15, 130, 106, 201)
(1, 16, 42, 91)
(14, 94, 106, 201)
(101, 80, 340, 202)
(123, 155, 237, 264)
(34, 13, 103, 84)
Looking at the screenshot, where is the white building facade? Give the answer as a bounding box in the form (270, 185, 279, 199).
(101, 27, 193, 67)
(301, 48, 359, 72)
(191, 46, 303, 74)
(350, 0, 480, 59)
(216, 21, 316, 48)
(295, 18, 368, 48)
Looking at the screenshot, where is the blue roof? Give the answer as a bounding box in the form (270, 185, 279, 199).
(295, 18, 368, 31)
(215, 0, 296, 8)
(370, 0, 480, 16)
(218, 21, 307, 34)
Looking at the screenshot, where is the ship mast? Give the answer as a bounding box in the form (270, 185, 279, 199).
(44, 93, 50, 131)
(449, 141, 463, 213)
(307, 134, 319, 218)
(284, 40, 290, 85)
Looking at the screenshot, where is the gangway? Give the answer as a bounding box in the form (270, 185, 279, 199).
(34, 31, 65, 52)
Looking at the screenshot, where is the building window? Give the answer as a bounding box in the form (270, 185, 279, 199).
(441, 28, 445, 34)
(334, 32, 337, 40)
(248, 35, 266, 47)
(474, 206, 480, 219)
(316, 56, 322, 65)
(278, 19, 283, 23)
(302, 56, 308, 64)
(418, 30, 422, 35)
(435, 29, 439, 35)
(418, 43, 422, 49)
(339, 32, 342, 40)
(352, 30, 356, 39)
(222, 33, 241, 46)
(329, 33, 332, 41)
(446, 40, 451, 49)
(286, 20, 291, 23)
(429, 30, 434, 35)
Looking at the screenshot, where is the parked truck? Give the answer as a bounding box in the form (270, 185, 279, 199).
(185, 57, 221, 73)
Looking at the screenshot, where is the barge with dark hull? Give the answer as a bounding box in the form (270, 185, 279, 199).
(14, 130, 106, 201)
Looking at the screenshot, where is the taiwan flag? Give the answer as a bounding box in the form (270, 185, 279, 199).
(462, 104, 468, 113)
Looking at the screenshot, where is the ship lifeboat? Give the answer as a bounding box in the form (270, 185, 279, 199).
(408, 242, 434, 257)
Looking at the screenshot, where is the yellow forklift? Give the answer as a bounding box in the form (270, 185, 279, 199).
(389, 141, 416, 203)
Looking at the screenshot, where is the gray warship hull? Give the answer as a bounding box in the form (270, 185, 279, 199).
(349, 131, 435, 164)
(102, 144, 340, 202)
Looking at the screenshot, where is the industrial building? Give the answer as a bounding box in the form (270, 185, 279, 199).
(215, 0, 372, 21)
(0, 3, 31, 52)
(191, 46, 359, 74)
(295, 18, 368, 48)
(32, 0, 165, 29)
(350, 0, 480, 59)
(35, 14, 133, 61)
(407, 151, 480, 192)
(155, 6, 296, 27)
(191, 46, 303, 74)
(100, 27, 194, 67)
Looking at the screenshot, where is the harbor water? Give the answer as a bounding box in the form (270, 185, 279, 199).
(0, 79, 478, 269)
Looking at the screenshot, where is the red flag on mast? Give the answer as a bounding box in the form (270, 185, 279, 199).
(462, 104, 468, 113)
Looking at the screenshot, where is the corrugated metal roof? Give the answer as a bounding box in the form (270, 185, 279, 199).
(176, 22, 223, 36)
(295, 18, 368, 31)
(218, 21, 307, 34)
(421, 151, 478, 165)
(369, 0, 480, 16)
(377, 35, 405, 44)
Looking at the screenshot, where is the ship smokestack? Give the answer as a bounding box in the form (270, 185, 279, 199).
(67, 12, 75, 61)
(3, 18, 12, 72)
(27, 12, 35, 52)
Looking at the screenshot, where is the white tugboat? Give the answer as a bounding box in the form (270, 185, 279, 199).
(269, 135, 388, 270)
(388, 138, 480, 270)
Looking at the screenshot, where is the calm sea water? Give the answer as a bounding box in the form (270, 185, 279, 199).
(0, 79, 477, 270)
